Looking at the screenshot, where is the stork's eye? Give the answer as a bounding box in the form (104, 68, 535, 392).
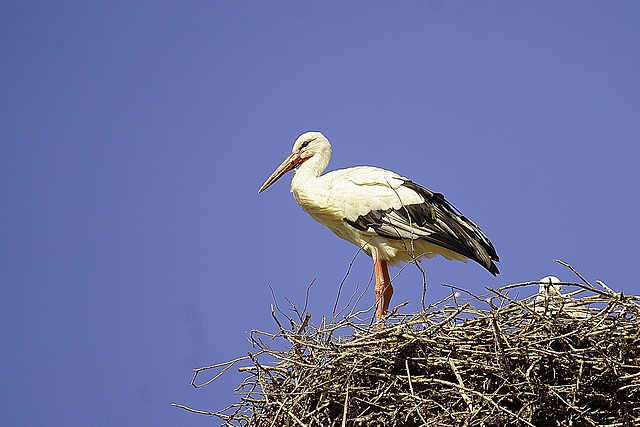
(300, 140, 311, 149)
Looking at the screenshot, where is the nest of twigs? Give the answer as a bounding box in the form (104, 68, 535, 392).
(174, 262, 640, 426)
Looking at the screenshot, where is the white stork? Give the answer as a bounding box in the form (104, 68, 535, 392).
(259, 131, 499, 322)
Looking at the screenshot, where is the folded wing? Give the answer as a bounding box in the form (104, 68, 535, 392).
(344, 179, 500, 275)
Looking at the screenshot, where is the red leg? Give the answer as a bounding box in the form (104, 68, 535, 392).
(374, 259, 393, 322)
(381, 261, 393, 315)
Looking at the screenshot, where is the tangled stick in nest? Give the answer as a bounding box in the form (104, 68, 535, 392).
(173, 261, 640, 426)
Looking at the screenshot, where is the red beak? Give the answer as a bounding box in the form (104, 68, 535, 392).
(258, 151, 305, 193)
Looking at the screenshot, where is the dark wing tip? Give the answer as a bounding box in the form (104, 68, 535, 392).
(402, 180, 501, 276)
(488, 261, 500, 276)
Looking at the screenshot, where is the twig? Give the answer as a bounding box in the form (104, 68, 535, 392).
(341, 386, 349, 427)
(171, 403, 216, 416)
(554, 259, 592, 286)
(449, 358, 474, 412)
(332, 247, 363, 319)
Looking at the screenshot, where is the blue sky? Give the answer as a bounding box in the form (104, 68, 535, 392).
(1, 2, 639, 426)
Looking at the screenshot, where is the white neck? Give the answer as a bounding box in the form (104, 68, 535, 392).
(290, 148, 331, 192)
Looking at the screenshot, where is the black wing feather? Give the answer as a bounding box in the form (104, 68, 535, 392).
(344, 180, 500, 275)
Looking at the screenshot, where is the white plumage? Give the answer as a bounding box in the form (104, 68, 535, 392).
(259, 131, 499, 322)
(535, 276, 589, 318)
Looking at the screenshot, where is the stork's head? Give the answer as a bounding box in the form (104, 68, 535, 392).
(258, 131, 332, 193)
(538, 276, 562, 296)
(291, 131, 330, 158)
